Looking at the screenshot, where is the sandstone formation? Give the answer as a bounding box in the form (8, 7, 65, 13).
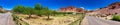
(59, 6, 85, 13)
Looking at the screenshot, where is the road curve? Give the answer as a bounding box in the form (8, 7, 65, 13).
(81, 15, 120, 25)
(0, 12, 15, 25)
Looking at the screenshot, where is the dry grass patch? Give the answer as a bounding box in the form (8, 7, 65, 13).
(16, 14, 81, 25)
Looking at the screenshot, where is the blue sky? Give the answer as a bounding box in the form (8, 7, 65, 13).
(0, 0, 120, 10)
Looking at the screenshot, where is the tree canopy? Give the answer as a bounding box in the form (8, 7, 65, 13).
(13, 5, 26, 13)
(34, 3, 42, 10)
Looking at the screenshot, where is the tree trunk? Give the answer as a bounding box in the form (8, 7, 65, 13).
(39, 15, 42, 17)
(29, 14, 32, 18)
(47, 14, 50, 20)
(38, 14, 42, 17)
(47, 13, 50, 20)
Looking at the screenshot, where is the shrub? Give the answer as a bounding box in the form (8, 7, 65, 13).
(12, 14, 29, 25)
(12, 14, 20, 25)
(69, 14, 85, 25)
(112, 15, 120, 21)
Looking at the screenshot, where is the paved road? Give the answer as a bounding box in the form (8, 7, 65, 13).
(81, 15, 120, 25)
(0, 12, 15, 25)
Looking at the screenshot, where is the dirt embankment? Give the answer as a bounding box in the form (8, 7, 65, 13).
(88, 2, 120, 17)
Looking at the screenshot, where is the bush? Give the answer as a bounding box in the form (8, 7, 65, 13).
(67, 12, 73, 14)
(56, 12, 73, 14)
(112, 15, 120, 21)
(12, 14, 20, 25)
(12, 14, 29, 25)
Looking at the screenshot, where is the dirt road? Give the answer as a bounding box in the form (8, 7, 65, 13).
(0, 12, 15, 25)
(81, 15, 120, 25)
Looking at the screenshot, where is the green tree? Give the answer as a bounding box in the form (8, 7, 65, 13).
(34, 3, 43, 16)
(42, 6, 53, 20)
(22, 7, 35, 18)
(34, 3, 42, 10)
(51, 11, 57, 16)
(35, 10, 43, 17)
(12, 5, 39, 19)
(13, 5, 26, 13)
